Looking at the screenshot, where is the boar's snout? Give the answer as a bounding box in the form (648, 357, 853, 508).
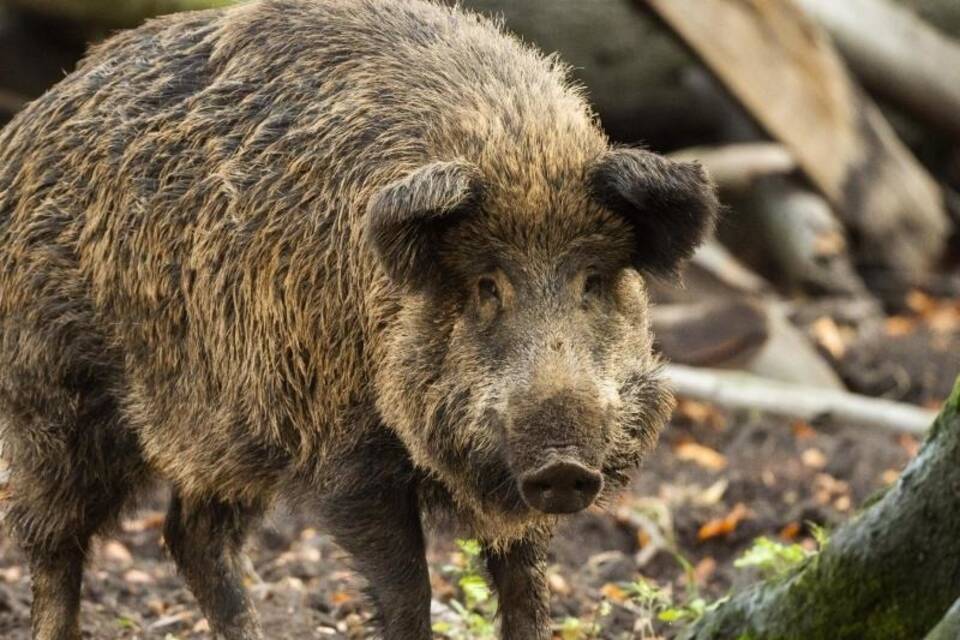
(518, 458, 603, 514)
(507, 389, 610, 514)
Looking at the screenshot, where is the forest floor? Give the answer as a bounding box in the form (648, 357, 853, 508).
(0, 299, 956, 640)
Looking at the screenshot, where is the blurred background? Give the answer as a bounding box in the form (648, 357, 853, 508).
(0, 1, 958, 638)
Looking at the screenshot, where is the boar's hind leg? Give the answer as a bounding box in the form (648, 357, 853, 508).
(322, 481, 432, 639)
(163, 493, 264, 640)
(486, 534, 552, 640)
(2, 389, 146, 640)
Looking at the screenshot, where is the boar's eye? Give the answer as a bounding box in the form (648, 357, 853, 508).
(582, 270, 604, 302)
(477, 276, 501, 307)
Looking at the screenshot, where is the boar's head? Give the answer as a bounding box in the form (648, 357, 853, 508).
(368, 148, 717, 524)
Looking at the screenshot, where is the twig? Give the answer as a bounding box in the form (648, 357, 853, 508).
(663, 364, 938, 434)
(669, 143, 796, 194)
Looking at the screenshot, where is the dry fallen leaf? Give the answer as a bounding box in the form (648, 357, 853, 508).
(897, 433, 920, 457)
(698, 503, 751, 541)
(801, 448, 827, 469)
(101, 540, 133, 565)
(928, 308, 960, 334)
(779, 521, 801, 541)
(675, 441, 728, 472)
(146, 597, 166, 617)
(814, 473, 850, 506)
(696, 479, 729, 506)
(123, 569, 154, 585)
(791, 419, 817, 440)
(810, 316, 847, 359)
(884, 315, 917, 337)
(547, 572, 570, 596)
(676, 399, 727, 430)
(834, 495, 852, 512)
(601, 582, 628, 603)
(906, 289, 938, 315)
(0, 566, 22, 583)
(693, 556, 717, 585)
(881, 469, 900, 485)
(636, 528, 651, 549)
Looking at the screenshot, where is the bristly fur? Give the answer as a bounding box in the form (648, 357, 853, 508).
(0, 1, 717, 637)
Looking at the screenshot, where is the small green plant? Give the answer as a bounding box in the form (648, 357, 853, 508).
(809, 522, 830, 549)
(734, 537, 810, 579)
(658, 596, 708, 624)
(432, 539, 497, 639)
(115, 616, 139, 631)
(554, 600, 612, 640)
(623, 577, 672, 612)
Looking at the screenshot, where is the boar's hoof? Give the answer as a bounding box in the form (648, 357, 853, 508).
(519, 460, 603, 514)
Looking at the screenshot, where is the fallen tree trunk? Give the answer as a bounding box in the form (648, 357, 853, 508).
(664, 364, 937, 434)
(796, 0, 960, 140)
(680, 378, 960, 639)
(645, 0, 950, 281)
(897, 0, 960, 37)
(5, 0, 235, 28)
(722, 175, 866, 296)
(458, 0, 739, 150)
(652, 300, 769, 368)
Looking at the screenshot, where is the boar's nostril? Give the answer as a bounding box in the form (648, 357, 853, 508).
(518, 459, 603, 514)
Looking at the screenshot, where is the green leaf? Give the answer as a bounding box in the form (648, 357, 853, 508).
(459, 574, 491, 608)
(808, 522, 830, 549)
(658, 608, 688, 622)
(558, 616, 586, 640)
(455, 538, 483, 558)
(431, 621, 453, 633)
(115, 617, 139, 630)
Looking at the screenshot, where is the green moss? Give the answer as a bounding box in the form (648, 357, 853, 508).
(946, 376, 960, 411)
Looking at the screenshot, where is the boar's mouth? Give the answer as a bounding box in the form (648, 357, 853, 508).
(424, 394, 529, 516)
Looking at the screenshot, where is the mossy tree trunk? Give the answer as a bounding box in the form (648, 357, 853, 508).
(682, 378, 960, 640)
(924, 599, 960, 640)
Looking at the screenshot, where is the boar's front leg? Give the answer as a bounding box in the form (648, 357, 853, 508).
(320, 459, 432, 639)
(486, 534, 552, 640)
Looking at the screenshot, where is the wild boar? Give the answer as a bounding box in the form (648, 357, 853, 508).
(0, 0, 718, 638)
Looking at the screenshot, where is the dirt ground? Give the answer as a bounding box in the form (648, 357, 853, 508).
(0, 307, 956, 639)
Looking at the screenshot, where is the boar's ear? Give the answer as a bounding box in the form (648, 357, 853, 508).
(588, 147, 719, 276)
(366, 159, 483, 288)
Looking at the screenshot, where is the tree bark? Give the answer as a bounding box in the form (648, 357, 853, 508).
(924, 598, 960, 640)
(681, 378, 960, 639)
